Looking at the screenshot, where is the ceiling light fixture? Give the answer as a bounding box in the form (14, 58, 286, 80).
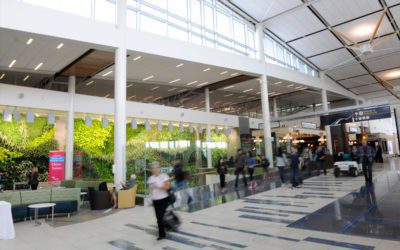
(86, 80, 94, 86)
(169, 78, 180, 84)
(26, 38, 34, 45)
(256, 91, 261, 94)
(387, 70, 400, 78)
(133, 56, 141, 61)
(143, 75, 154, 81)
(186, 80, 198, 86)
(238, 95, 246, 99)
(223, 85, 234, 90)
(151, 86, 159, 90)
(153, 97, 162, 101)
(243, 88, 253, 93)
(57, 43, 64, 49)
(231, 72, 239, 76)
(23, 75, 30, 81)
(178, 89, 187, 93)
(102, 70, 113, 77)
(203, 68, 211, 72)
(0, 73, 5, 80)
(168, 88, 177, 92)
(295, 86, 302, 89)
(104, 94, 110, 98)
(352, 25, 374, 38)
(176, 63, 184, 68)
(287, 84, 294, 87)
(144, 96, 153, 101)
(127, 83, 133, 88)
(197, 81, 209, 87)
(220, 71, 228, 75)
(34, 62, 43, 71)
(273, 81, 282, 85)
(9, 59, 16, 68)
(128, 95, 136, 100)
(224, 94, 233, 97)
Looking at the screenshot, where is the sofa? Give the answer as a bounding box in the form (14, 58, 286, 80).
(0, 188, 80, 220)
(60, 180, 103, 192)
(118, 185, 137, 209)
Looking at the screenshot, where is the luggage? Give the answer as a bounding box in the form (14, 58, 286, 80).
(163, 209, 181, 231)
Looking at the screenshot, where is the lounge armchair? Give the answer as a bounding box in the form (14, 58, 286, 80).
(118, 185, 137, 209)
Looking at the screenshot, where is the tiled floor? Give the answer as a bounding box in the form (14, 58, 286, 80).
(2, 159, 400, 249)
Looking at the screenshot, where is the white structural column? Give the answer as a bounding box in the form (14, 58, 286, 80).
(114, 0, 127, 189)
(273, 97, 278, 119)
(321, 88, 328, 112)
(65, 75, 75, 180)
(355, 99, 360, 106)
(205, 87, 212, 169)
(255, 23, 273, 163)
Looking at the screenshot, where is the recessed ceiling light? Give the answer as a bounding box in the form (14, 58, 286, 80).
(287, 84, 294, 87)
(186, 80, 198, 86)
(104, 94, 110, 98)
(176, 63, 184, 68)
(387, 70, 400, 78)
(102, 70, 113, 77)
(243, 88, 253, 93)
(203, 68, 211, 72)
(23, 75, 30, 81)
(220, 71, 228, 75)
(214, 101, 222, 104)
(57, 43, 64, 49)
(144, 96, 153, 101)
(168, 88, 177, 92)
(9, 59, 16, 68)
(169, 78, 180, 84)
(127, 83, 134, 88)
(178, 88, 187, 93)
(0, 73, 5, 80)
(143, 75, 154, 81)
(153, 97, 162, 101)
(224, 94, 233, 97)
(352, 25, 374, 37)
(26, 38, 33, 45)
(295, 86, 302, 89)
(86, 80, 94, 86)
(256, 91, 261, 94)
(128, 95, 136, 100)
(151, 86, 159, 91)
(133, 56, 141, 61)
(231, 72, 239, 76)
(238, 95, 246, 99)
(197, 81, 208, 87)
(248, 97, 257, 100)
(34, 62, 43, 71)
(190, 106, 198, 109)
(273, 81, 282, 85)
(223, 85, 234, 90)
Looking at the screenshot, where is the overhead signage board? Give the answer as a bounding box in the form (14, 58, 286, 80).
(301, 122, 317, 129)
(258, 121, 280, 129)
(321, 105, 391, 127)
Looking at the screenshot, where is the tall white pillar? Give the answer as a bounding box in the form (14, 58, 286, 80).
(65, 75, 75, 180)
(205, 88, 212, 168)
(355, 99, 360, 106)
(260, 75, 274, 164)
(321, 88, 328, 112)
(255, 23, 265, 62)
(273, 97, 278, 119)
(114, 0, 127, 189)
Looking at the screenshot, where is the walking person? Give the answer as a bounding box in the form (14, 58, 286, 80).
(147, 162, 171, 240)
(27, 166, 39, 190)
(276, 147, 287, 185)
(316, 146, 326, 175)
(216, 158, 228, 192)
(172, 160, 193, 205)
(234, 149, 247, 189)
(261, 155, 270, 180)
(290, 146, 303, 188)
(302, 146, 312, 177)
(246, 151, 257, 189)
(358, 141, 376, 185)
(375, 145, 383, 163)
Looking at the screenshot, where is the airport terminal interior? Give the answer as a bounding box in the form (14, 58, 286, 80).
(1, 0, 400, 249)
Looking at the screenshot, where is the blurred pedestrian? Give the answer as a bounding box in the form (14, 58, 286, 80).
(234, 149, 247, 189)
(276, 148, 287, 185)
(246, 151, 257, 189)
(27, 166, 39, 190)
(216, 158, 228, 192)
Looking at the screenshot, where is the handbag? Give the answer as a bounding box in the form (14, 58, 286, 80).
(167, 189, 176, 204)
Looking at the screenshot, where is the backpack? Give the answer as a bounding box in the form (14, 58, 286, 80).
(264, 158, 270, 168)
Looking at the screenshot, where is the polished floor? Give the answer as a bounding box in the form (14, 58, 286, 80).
(1, 159, 400, 250)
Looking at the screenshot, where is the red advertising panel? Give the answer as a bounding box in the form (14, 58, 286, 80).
(48, 151, 65, 182)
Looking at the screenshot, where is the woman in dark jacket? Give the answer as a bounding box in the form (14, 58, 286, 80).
(28, 166, 39, 190)
(216, 158, 228, 192)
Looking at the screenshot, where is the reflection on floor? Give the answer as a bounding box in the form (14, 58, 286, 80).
(2, 159, 400, 249)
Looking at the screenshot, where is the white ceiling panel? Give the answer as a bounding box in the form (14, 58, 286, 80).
(327, 63, 369, 80)
(266, 7, 325, 42)
(350, 83, 384, 94)
(230, 0, 302, 22)
(334, 13, 394, 45)
(313, 0, 382, 26)
(353, 35, 400, 61)
(365, 52, 400, 72)
(338, 74, 378, 88)
(390, 6, 400, 31)
(289, 30, 343, 57)
(309, 48, 355, 70)
(387, 0, 400, 7)
(390, 78, 400, 85)
(368, 95, 398, 103)
(360, 89, 391, 98)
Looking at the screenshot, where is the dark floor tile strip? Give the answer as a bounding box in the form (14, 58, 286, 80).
(263, 194, 335, 199)
(108, 239, 144, 250)
(243, 199, 308, 207)
(243, 206, 309, 215)
(125, 224, 207, 248)
(239, 214, 295, 224)
(191, 221, 300, 242)
(340, 204, 377, 234)
(304, 237, 375, 250)
(173, 230, 246, 248)
(236, 208, 290, 217)
(302, 192, 335, 195)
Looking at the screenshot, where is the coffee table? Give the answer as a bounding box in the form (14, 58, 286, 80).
(28, 203, 56, 226)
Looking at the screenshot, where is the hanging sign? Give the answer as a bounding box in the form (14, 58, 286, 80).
(48, 151, 65, 182)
